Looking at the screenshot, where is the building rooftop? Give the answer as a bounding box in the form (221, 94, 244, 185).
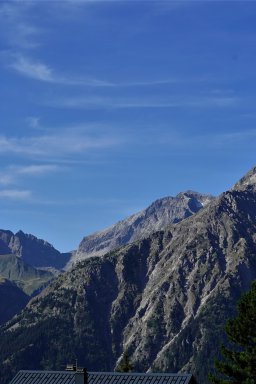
(9, 370, 195, 384)
(89, 372, 194, 384)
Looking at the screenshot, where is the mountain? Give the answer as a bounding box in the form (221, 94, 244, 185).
(0, 231, 68, 324)
(0, 276, 29, 325)
(0, 230, 71, 269)
(69, 191, 213, 268)
(1, 168, 256, 384)
(0, 254, 54, 296)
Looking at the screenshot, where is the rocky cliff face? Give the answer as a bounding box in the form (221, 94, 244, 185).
(1, 169, 256, 384)
(0, 230, 71, 269)
(69, 191, 213, 268)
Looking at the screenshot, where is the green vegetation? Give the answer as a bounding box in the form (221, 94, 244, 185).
(209, 282, 256, 384)
(0, 254, 54, 296)
(116, 351, 133, 372)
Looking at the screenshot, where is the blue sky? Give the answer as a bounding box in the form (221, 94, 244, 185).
(0, 0, 256, 252)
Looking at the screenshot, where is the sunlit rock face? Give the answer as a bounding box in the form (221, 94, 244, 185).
(69, 191, 214, 268)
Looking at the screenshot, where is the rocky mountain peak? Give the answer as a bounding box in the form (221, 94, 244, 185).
(0, 229, 71, 269)
(232, 166, 256, 191)
(68, 190, 214, 267)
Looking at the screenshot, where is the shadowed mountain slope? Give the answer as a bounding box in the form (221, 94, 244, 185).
(0, 276, 29, 325)
(1, 168, 256, 384)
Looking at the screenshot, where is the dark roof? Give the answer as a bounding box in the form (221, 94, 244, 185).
(89, 372, 194, 384)
(10, 371, 195, 384)
(9, 371, 77, 384)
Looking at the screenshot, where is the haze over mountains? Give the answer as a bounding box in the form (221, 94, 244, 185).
(1, 167, 256, 384)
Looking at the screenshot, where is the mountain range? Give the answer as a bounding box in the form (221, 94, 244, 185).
(0, 229, 70, 269)
(0, 192, 211, 326)
(69, 191, 213, 268)
(1, 167, 256, 384)
(0, 230, 68, 325)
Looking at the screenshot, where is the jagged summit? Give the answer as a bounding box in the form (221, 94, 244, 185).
(68, 190, 214, 267)
(0, 229, 70, 269)
(232, 166, 256, 191)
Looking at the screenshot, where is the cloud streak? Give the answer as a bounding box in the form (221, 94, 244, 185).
(0, 130, 121, 158)
(10, 55, 53, 82)
(51, 94, 239, 110)
(8, 54, 114, 86)
(9, 55, 181, 87)
(0, 3, 41, 50)
(0, 189, 31, 200)
(0, 164, 61, 188)
(16, 164, 60, 175)
(154, 128, 256, 152)
(10, 56, 211, 88)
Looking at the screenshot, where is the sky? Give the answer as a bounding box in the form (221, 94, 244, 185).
(0, 0, 256, 252)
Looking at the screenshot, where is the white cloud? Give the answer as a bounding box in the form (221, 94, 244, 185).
(0, 164, 60, 188)
(8, 54, 207, 87)
(16, 164, 60, 175)
(10, 56, 53, 82)
(51, 94, 238, 110)
(8, 54, 114, 86)
(0, 3, 41, 50)
(155, 128, 256, 152)
(0, 189, 31, 200)
(0, 130, 120, 158)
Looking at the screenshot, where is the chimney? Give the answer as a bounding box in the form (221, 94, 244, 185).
(66, 364, 76, 371)
(76, 367, 88, 384)
(65, 363, 88, 384)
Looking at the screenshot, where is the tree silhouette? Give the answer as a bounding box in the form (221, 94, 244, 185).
(209, 281, 256, 383)
(117, 350, 133, 373)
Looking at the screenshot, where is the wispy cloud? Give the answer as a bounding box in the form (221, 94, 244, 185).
(7, 51, 211, 87)
(10, 55, 53, 82)
(155, 128, 256, 152)
(0, 130, 121, 158)
(8, 54, 114, 86)
(16, 164, 60, 175)
(0, 164, 61, 187)
(9, 54, 211, 87)
(0, 3, 41, 50)
(0, 189, 31, 200)
(51, 94, 238, 110)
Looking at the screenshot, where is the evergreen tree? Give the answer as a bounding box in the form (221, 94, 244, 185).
(116, 350, 133, 373)
(209, 281, 256, 384)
